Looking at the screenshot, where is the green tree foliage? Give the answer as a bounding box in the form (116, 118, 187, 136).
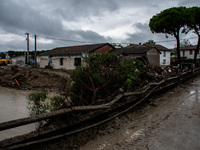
(180, 39, 191, 48)
(0, 53, 5, 59)
(116, 59, 144, 91)
(0, 50, 48, 59)
(149, 7, 188, 66)
(186, 7, 200, 64)
(27, 90, 65, 128)
(70, 53, 145, 106)
(7, 51, 24, 57)
(70, 53, 118, 105)
(144, 40, 156, 45)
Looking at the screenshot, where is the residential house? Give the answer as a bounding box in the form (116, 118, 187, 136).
(11, 55, 25, 65)
(154, 45, 171, 66)
(180, 45, 200, 59)
(113, 44, 161, 68)
(11, 53, 40, 66)
(39, 43, 115, 70)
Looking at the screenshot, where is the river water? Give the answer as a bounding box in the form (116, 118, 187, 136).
(0, 86, 35, 141)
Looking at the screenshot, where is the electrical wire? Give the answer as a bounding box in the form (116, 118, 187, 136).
(36, 35, 198, 45)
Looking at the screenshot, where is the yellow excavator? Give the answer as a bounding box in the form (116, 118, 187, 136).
(0, 59, 12, 66)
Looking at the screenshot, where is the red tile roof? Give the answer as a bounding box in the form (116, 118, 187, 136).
(180, 45, 197, 50)
(40, 43, 114, 56)
(113, 44, 166, 55)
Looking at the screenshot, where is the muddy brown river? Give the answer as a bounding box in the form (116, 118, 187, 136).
(0, 86, 35, 141)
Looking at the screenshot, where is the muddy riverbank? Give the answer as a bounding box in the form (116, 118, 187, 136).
(0, 66, 70, 91)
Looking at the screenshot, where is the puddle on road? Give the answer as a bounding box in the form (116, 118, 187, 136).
(190, 91, 196, 94)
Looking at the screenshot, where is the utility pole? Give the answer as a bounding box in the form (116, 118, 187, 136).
(35, 35, 37, 67)
(25, 33, 29, 64)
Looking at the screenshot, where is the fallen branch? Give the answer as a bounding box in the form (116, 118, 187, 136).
(0, 70, 197, 133)
(0, 105, 109, 131)
(1, 69, 200, 149)
(0, 94, 124, 131)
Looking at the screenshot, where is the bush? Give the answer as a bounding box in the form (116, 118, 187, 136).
(27, 90, 65, 128)
(70, 53, 145, 106)
(27, 90, 49, 116)
(70, 53, 118, 105)
(116, 59, 144, 90)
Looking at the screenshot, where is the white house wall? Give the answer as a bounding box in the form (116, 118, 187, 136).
(52, 56, 76, 70)
(11, 55, 25, 65)
(160, 51, 171, 66)
(40, 56, 48, 68)
(180, 50, 200, 59)
(40, 55, 84, 70)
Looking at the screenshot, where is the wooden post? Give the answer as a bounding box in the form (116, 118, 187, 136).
(35, 35, 37, 67)
(25, 33, 29, 64)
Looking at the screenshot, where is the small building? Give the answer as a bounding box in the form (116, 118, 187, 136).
(11, 54, 40, 66)
(180, 45, 200, 59)
(113, 44, 161, 68)
(39, 43, 115, 70)
(11, 55, 25, 65)
(154, 45, 171, 66)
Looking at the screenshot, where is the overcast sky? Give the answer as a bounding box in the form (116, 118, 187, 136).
(0, 0, 200, 51)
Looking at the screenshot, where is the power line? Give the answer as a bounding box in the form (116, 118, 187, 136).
(37, 35, 100, 44)
(37, 35, 136, 45)
(156, 36, 198, 43)
(36, 35, 198, 45)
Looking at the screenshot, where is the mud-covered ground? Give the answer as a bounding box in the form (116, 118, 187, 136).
(80, 77, 200, 150)
(0, 66, 70, 91)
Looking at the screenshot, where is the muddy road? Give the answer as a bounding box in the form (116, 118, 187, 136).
(80, 77, 200, 150)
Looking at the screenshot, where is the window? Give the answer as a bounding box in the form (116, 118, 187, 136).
(60, 58, 63, 66)
(190, 50, 193, 55)
(163, 59, 166, 64)
(74, 58, 81, 66)
(163, 51, 166, 57)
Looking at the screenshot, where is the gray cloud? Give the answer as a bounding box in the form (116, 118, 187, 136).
(0, 0, 63, 35)
(28, 0, 119, 21)
(0, 0, 199, 51)
(126, 22, 176, 48)
(178, 0, 200, 7)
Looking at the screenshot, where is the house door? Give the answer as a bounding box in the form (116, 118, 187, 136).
(182, 51, 185, 57)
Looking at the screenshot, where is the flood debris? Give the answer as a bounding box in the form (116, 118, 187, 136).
(0, 66, 70, 91)
(0, 65, 200, 150)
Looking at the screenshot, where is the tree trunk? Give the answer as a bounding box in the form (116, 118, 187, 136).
(0, 105, 109, 131)
(174, 30, 181, 68)
(194, 28, 200, 67)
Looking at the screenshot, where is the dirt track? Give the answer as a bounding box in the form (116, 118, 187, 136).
(80, 77, 200, 150)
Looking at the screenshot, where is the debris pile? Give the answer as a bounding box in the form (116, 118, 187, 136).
(145, 66, 186, 82)
(0, 66, 70, 91)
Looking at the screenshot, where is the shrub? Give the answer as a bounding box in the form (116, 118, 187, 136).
(27, 90, 65, 128)
(70, 53, 118, 105)
(116, 59, 144, 90)
(70, 53, 145, 106)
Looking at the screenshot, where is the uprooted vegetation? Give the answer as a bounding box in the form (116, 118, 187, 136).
(70, 53, 145, 106)
(1, 53, 199, 150)
(27, 53, 145, 125)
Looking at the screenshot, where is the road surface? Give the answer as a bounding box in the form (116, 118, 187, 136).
(80, 77, 200, 150)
